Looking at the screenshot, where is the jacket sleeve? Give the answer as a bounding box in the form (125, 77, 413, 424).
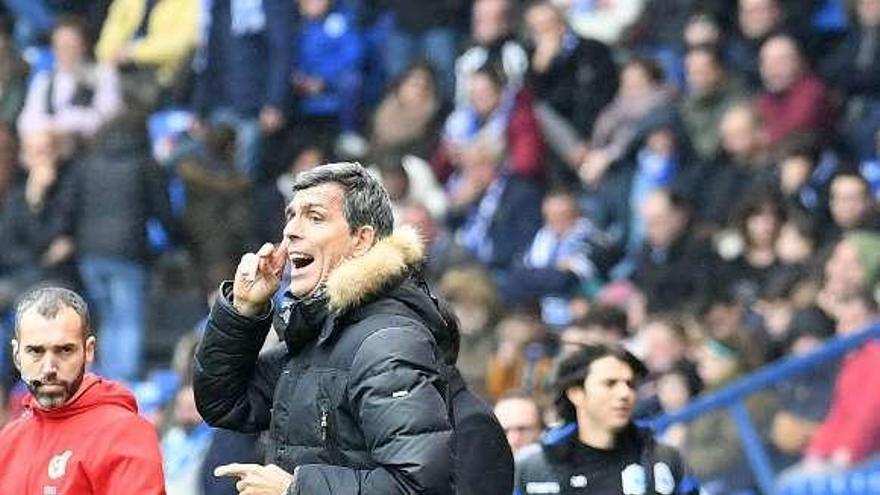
(95, 0, 138, 63)
(290, 324, 454, 494)
(92, 414, 166, 495)
(128, 0, 199, 67)
(808, 344, 880, 462)
(193, 282, 284, 432)
(17, 71, 52, 135)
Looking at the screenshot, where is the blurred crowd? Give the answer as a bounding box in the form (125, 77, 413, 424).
(2, 0, 880, 493)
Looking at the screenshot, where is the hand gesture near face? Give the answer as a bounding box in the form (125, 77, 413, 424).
(232, 240, 288, 316)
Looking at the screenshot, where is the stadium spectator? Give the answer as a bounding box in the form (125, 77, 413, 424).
(525, 0, 618, 146)
(778, 291, 880, 486)
(175, 122, 252, 292)
(72, 115, 179, 382)
(724, 188, 787, 305)
(590, 111, 698, 277)
(826, 172, 880, 241)
(0, 28, 27, 127)
(493, 391, 544, 454)
(631, 189, 718, 314)
(561, 305, 630, 355)
(441, 309, 515, 495)
(553, 0, 645, 46)
(768, 307, 836, 466)
(820, 0, 880, 159)
(485, 312, 554, 401)
(773, 133, 836, 229)
(679, 45, 748, 161)
(95, 0, 199, 93)
(817, 231, 880, 316)
(162, 384, 213, 495)
(191, 0, 292, 179)
(684, 334, 777, 495)
(370, 62, 446, 161)
(497, 190, 611, 326)
(18, 16, 121, 145)
(292, 0, 365, 140)
(379, 0, 463, 100)
(694, 103, 773, 235)
(0, 131, 77, 313)
(633, 315, 698, 418)
(756, 33, 835, 148)
(454, 0, 528, 107)
(436, 66, 545, 184)
(728, 0, 786, 88)
(579, 56, 676, 187)
(438, 267, 498, 392)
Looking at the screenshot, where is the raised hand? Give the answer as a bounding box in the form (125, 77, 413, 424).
(232, 240, 288, 316)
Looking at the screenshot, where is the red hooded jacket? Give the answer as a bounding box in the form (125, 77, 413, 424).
(0, 373, 166, 494)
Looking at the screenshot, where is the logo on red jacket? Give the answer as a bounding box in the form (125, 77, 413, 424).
(48, 450, 73, 480)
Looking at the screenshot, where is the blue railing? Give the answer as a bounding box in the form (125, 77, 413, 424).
(647, 323, 880, 495)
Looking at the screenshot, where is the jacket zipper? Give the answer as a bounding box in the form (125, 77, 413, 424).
(319, 399, 329, 443)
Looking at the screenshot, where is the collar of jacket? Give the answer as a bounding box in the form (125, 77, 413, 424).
(276, 227, 426, 350)
(324, 226, 425, 315)
(541, 422, 653, 465)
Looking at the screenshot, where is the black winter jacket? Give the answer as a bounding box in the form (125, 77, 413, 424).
(73, 117, 178, 263)
(448, 366, 514, 495)
(193, 229, 454, 494)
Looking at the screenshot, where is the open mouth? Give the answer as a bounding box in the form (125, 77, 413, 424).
(290, 252, 315, 270)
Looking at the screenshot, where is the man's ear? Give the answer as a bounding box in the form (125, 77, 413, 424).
(351, 225, 376, 257)
(84, 335, 96, 367)
(565, 385, 586, 409)
(10, 339, 20, 372)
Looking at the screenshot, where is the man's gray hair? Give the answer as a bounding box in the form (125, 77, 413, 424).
(292, 162, 394, 239)
(14, 286, 92, 339)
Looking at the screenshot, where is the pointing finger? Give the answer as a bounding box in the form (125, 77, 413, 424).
(214, 463, 259, 478)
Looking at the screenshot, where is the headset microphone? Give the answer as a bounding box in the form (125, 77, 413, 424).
(21, 376, 42, 395)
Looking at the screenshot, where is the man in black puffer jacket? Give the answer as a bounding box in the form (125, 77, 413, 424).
(193, 163, 454, 494)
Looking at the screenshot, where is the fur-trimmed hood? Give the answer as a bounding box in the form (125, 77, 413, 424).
(325, 226, 426, 314)
(275, 226, 453, 355)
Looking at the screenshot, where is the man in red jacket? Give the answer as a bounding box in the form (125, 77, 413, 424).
(0, 286, 165, 494)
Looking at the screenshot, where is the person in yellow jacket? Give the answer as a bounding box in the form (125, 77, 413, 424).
(96, 0, 199, 87)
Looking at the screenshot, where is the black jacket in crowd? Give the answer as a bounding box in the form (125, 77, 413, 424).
(194, 229, 460, 494)
(0, 162, 76, 274)
(73, 116, 179, 263)
(633, 230, 719, 315)
(529, 35, 618, 137)
(514, 423, 700, 495)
